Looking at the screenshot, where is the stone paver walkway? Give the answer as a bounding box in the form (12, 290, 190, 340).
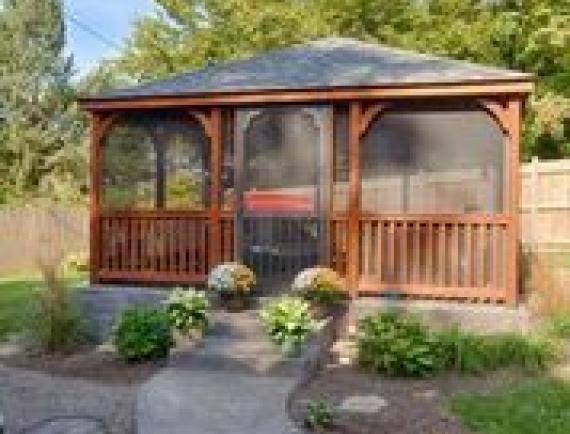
(0, 366, 135, 434)
(137, 310, 308, 434)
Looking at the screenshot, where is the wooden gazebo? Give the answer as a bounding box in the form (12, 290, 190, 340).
(80, 38, 533, 303)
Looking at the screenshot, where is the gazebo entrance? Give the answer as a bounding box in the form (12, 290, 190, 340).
(235, 106, 330, 287)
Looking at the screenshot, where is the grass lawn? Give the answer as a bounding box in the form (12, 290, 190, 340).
(451, 377, 570, 434)
(0, 272, 87, 341)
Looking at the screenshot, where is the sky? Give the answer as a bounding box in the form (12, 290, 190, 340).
(64, 0, 156, 74)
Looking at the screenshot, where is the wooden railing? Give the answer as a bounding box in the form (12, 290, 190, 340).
(331, 214, 509, 301)
(96, 210, 235, 283)
(96, 211, 508, 301)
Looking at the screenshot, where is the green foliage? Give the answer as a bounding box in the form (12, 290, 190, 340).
(451, 378, 570, 434)
(437, 328, 554, 374)
(63, 251, 89, 274)
(0, 0, 87, 204)
(0, 272, 86, 341)
(357, 312, 441, 377)
(23, 263, 85, 353)
(357, 312, 555, 377)
(304, 399, 335, 431)
(113, 307, 174, 362)
(259, 297, 317, 354)
(165, 287, 209, 335)
(109, 0, 569, 161)
(544, 311, 570, 339)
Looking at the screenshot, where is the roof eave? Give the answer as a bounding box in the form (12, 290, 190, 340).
(79, 78, 534, 112)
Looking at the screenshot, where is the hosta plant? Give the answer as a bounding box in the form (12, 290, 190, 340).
(164, 287, 209, 336)
(259, 296, 318, 354)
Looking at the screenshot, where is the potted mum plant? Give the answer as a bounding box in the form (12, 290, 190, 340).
(292, 267, 346, 318)
(207, 263, 256, 312)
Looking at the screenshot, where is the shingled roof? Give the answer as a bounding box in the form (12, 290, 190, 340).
(91, 38, 532, 100)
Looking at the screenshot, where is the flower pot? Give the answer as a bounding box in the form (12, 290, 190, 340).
(220, 292, 249, 312)
(309, 302, 330, 320)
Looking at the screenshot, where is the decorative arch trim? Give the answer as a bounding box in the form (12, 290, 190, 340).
(476, 99, 511, 138)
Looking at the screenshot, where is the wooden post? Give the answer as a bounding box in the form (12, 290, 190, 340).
(209, 108, 223, 270)
(347, 101, 361, 297)
(530, 155, 539, 248)
(90, 112, 103, 285)
(506, 97, 522, 304)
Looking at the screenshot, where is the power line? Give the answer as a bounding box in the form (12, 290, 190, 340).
(64, 6, 123, 52)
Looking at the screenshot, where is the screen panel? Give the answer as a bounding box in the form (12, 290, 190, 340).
(361, 102, 505, 214)
(102, 114, 156, 209)
(242, 108, 320, 214)
(102, 111, 210, 210)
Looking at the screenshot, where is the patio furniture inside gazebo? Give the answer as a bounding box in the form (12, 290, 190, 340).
(80, 38, 533, 303)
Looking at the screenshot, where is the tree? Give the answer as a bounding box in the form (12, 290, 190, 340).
(105, 0, 570, 159)
(115, 0, 327, 81)
(0, 0, 86, 204)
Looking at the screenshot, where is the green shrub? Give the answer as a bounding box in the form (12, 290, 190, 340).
(357, 312, 556, 378)
(113, 307, 174, 362)
(545, 311, 570, 339)
(357, 312, 441, 377)
(437, 328, 554, 374)
(259, 296, 317, 354)
(304, 399, 335, 431)
(165, 287, 209, 335)
(24, 263, 85, 353)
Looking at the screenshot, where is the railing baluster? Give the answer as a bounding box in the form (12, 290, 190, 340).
(388, 221, 395, 284)
(478, 224, 486, 288)
(400, 222, 408, 284)
(451, 223, 459, 287)
(363, 221, 371, 276)
(426, 222, 433, 285)
(465, 223, 473, 287)
(493, 224, 501, 292)
(438, 223, 446, 286)
(377, 220, 383, 284)
(413, 222, 420, 283)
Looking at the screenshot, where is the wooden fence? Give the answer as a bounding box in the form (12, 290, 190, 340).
(521, 157, 570, 251)
(0, 207, 88, 274)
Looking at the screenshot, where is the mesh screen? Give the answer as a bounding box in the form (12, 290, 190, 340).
(360, 102, 505, 214)
(102, 112, 209, 210)
(333, 105, 349, 212)
(222, 109, 235, 210)
(243, 108, 320, 214)
(103, 114, 156, 209)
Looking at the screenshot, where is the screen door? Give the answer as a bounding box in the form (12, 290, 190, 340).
(235, 106, 331, 289)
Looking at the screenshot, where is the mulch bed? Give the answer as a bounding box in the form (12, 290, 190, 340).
(0, 346, 162, 385)
(290, 365, 527, 434)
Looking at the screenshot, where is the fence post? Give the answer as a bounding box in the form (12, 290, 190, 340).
(530, 155, 539, 249)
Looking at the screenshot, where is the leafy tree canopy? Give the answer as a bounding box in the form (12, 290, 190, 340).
(0, 0, 86, 204)
(108, 0, 569, 160)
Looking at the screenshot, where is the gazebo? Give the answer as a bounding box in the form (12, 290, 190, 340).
(80, 38, 533, 303)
